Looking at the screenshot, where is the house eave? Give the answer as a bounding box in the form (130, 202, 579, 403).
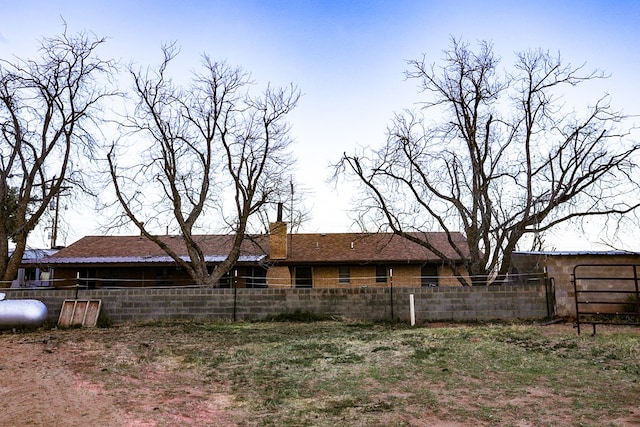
(22, 255, 267, 266)
(513, 250, 640, 257)
(268, 258, 464, 265)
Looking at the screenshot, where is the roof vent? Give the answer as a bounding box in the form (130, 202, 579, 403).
(350, 241, 354, 250)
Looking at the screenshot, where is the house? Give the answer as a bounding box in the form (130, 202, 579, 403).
(9, 248, 59, 288)
(27, 234, 270, 288)
(21, 222, 470, 289)
(266, 221, 469, 288)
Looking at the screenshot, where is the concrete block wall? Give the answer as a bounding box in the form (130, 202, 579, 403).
(544, 254, 640, 317)
(3, 283, 548, 325)
(513, 252, 640, 318)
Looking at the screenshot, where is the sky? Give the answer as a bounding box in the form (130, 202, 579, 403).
(2, 0, 640, 251)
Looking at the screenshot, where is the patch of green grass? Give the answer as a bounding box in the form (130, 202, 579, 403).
(77, 321, 640, 426)
(263, 309, 334, 322)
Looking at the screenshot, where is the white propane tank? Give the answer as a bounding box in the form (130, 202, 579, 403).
(0, 293, 48, 328)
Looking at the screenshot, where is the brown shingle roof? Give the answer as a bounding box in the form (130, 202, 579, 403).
(284, 232, 468, 264)
(45, 232, 468, 265)
(49, 235, 268, 260)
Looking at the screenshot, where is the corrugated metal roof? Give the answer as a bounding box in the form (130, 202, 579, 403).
(31, 255, 266, 265)
(9, 248, 59, 260)
(513, 250, 640, 256)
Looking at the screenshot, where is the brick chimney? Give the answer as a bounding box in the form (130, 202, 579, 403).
(269, 203, 287, 260)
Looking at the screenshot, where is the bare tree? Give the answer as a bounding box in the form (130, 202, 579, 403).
(107, 45, 299, 287)
(337, 39, 640, 285)
(0, 28, 114, 286)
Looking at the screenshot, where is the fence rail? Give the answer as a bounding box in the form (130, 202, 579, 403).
(572, 264, 640, 334)
(6, 272, 547, 289)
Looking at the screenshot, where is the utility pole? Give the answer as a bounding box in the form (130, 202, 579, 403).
(50, 183, 71, 249)
(50, 190, 61, 248)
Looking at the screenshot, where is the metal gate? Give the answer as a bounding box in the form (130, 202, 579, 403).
(572, 264, 640, 334)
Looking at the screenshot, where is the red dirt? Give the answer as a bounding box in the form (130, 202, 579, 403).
(1, 323, 639, 426)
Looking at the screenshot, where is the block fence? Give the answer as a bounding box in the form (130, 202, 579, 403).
(3, 283, 549, 325)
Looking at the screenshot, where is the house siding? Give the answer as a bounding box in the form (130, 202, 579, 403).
(311, 264, 468, 289)
(436, 265, 466, 287)
(266, 265, 292, 287)
(45, 263, 470, 289)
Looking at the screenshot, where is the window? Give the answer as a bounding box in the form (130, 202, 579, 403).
(421, 264, 438, 287)
(24, 268, 37, 281)
(295, 266, 313, 288)
(79, 269, 97, 289)
(246, 266, 268, 288)
(338, 266, 350, 284)
(218, 271, 232, 288)
(156, 267, 173, 286)
(375, 265, 387, 283)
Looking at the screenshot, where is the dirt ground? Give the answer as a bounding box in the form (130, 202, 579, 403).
(0, 332, 119, 426)
(1, 323, 639, 427)
(0, 327, 240, 427)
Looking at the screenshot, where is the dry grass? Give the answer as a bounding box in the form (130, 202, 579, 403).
(3, 320, 640, 426)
